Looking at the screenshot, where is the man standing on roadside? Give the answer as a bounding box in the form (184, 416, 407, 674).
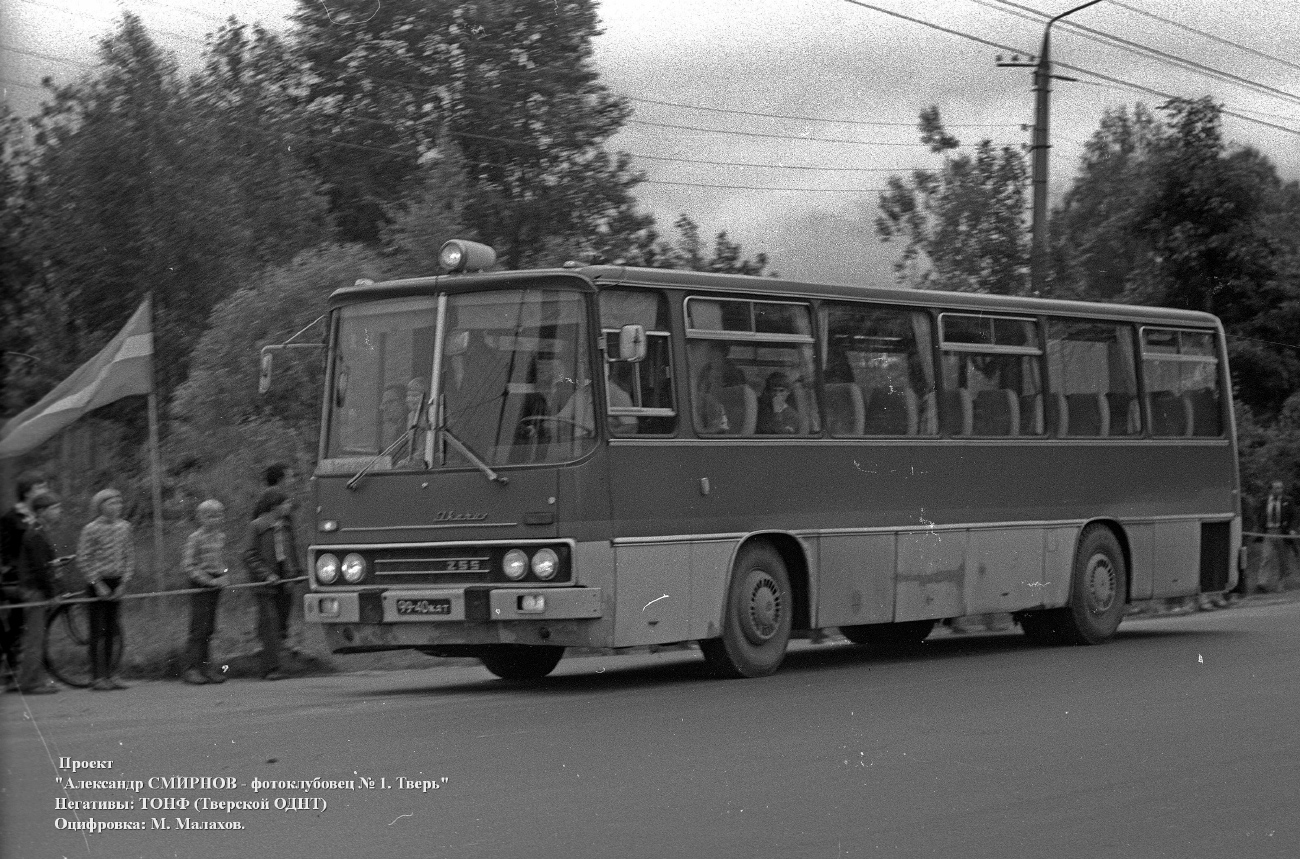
(1257, 479, 1296, 593)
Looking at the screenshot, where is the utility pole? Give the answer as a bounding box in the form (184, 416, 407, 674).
(998, 0, 1104, 295)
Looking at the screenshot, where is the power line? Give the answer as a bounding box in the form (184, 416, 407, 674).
(627, 95, 1013, 129)
(839, 0, 1300, 137)
(628, 152, 928, 172)
(984, 0, 1300, 110)
(641, 179, 886, 193)
(2, 44, 98, 71)
(1106, 0, 1300, 76)
(627, 118, 948, 147)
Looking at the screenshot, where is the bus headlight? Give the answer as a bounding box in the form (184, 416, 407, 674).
(316, 553, 340, 585)
(531, 548, 559, 580)
(503, 549, 528, 580)
(341, 553, 366, 583)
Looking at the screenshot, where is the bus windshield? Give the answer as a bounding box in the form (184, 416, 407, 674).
(325, 287, 595, 469)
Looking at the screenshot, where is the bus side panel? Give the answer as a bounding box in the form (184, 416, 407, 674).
(1152, 520, 1200, 598)
(814, 534, 895, 628)
(1126, 524, 1155, 600)
(895, 531, 967, 622)
(611, 541, 692, 647)
(965, 529, 1047, 615)
(1044, 526, 1079, 607)
(689, 540, 734, 640)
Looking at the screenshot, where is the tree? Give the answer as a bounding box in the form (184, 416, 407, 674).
(876, 107, 1029, 294)
(8, 13, 331, 401)
(170, 244, 385, 468)
(1048, 103, 1160, 301)
(282, 0, 652, 265)
(1052, 98, 1300, 414)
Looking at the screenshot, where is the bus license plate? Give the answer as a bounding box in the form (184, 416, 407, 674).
(395, 598, 452, 616)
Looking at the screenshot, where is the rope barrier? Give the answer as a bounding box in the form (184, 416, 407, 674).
(0, 577, 309, 611)
(1244, 532, 1300, 540)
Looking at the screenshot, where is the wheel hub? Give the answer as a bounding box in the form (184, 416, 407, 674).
(741, 571, 782, 645)
(1085, 553, 1117, 613)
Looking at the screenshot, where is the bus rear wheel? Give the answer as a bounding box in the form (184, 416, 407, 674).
(1021, 525, 1127, 646)
(478, 644, 564, 681)
(840, 620, 935, 651)
(701, 543, 792, 678)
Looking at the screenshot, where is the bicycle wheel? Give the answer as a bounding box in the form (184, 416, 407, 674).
(44, 603, 122, 688)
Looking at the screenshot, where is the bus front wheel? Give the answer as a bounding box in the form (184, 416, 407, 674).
(478, 644, 565, 681)
(701, 543, 792, 678)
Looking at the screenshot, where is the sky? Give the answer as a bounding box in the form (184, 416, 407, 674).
(3, 0, 1299, 285)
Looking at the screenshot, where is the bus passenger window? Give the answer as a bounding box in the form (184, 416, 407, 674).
(686, 297, 818, 438)
(939, 314, 1043, 438)
(1140, 328, 1222, 437)
(820, 304, 935, 437)
(1047, 320, 1140, 438)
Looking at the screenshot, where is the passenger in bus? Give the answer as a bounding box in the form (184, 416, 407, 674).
(756, 372, 800, 434)
(518, 342, 593, 441)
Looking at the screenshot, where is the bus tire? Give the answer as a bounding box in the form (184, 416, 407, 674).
(840, 620, 935, 651)
(701, 543, 792, 678)
(478, 644, 564, 681)
(1053, 525, 1128, 645)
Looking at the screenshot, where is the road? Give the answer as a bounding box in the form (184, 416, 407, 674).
(3, 597, 1299, 859)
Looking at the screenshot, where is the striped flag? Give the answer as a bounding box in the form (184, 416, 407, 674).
(0, 296, 153, 459)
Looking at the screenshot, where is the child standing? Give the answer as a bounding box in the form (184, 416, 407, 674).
(182, 500, 230, 685)
(77, 488, 133, 691)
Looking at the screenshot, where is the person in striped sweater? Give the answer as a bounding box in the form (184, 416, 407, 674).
(77, 488, 133, 691)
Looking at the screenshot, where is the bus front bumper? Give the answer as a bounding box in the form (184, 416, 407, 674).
(304, 587, 603, 625)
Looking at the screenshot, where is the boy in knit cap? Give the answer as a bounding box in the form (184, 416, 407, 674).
(181, 500, 230, 685)
(78, 488, 133, 691)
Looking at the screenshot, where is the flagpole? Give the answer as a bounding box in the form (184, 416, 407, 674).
(146, 296, 165, 593)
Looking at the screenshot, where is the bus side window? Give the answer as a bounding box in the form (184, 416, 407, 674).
(820, 303, 935, 437)
(939, 315, 1043, 438)
(599, 289, 678, 436)
(1140, 328, 1222, 438)
(1047, 319, 1140, 438)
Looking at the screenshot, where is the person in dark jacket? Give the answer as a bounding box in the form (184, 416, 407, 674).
(1, 471, 49, 689)
(15, 493, 63, 694)
(243, 490, 299, 680)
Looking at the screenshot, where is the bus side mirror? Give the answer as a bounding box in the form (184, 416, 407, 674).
(258, 349, 274, 394)
(618, 324, 647, 363)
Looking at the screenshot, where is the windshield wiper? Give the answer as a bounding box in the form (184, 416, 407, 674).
(442, 425, 508, 485)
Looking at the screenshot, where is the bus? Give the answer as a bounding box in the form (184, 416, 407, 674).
(296, 240, 1242, 680)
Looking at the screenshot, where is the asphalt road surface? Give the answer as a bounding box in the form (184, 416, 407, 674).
(4, 597, 1299, 859)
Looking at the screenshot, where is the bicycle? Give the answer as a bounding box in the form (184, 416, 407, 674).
(42, 558, 124, 688)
